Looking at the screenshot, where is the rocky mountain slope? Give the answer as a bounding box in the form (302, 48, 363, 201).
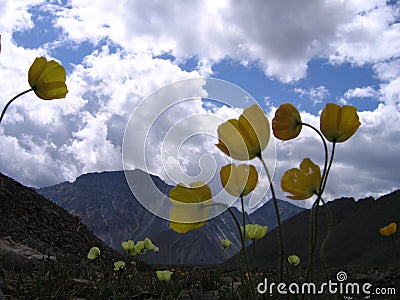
(0, 172, 119, 270)
(38, 170, 304, 264)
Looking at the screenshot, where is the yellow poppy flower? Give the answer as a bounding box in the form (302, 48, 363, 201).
(320, 103, 361, 143)
(216, 105, 270, 160)
(240, 224, 268, 240)
(221, 239, 231, 248)
(87, 246, 100, 260)
(288, 255, 301, 266)
(135, 240, 146, 254)
(144, 237, 156, 251)
(156, 270, 173, 282)
(380, 222, 397, 237)
(220, 163, 258, 197)
(28, 56, 68, 100)
(272, 103, 302, 141)
(169, 181, 212, 233)
(114, 260, 126, 271)
(281, 158, 321, 200)
(121, 240, 137, 256)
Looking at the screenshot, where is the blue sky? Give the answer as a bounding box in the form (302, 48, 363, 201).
(0, 0, 399, 209)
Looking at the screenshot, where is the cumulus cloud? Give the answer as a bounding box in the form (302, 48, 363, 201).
(344, 86, 379, 100)
(293, 86, 330, 105)
(0, 0, 398, 211)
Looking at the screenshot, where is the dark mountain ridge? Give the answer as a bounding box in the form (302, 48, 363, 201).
(38, 170, 304, 264)
(225, 190, 400, 268)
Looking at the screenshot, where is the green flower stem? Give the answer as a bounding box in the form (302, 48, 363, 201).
(301, 123, 329, 187)
(300, 123, 333, 283)
(203, 202, 255, 298)
(252, 239, 256, 273)
(0, 89, 33, 125)
(258, 154, 284, 282)
(320, 198, 333, 283)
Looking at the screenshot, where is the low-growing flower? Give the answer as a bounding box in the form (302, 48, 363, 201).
(28, 56, 68, 100)
(156, 270, 173, 282)
(114, 260, 126, 271)
(220, 163, 258, 197)
(154, 246, 160, 253)
(87, 247, 100, 260)
(144, 237, 156, 251)
(380, 222, 397, 237)
(216, 105, 270, 160)
(121, 240, 136, 256)
(288, 255, 301, 266)
(135, 240, 146, 254)
(240, 224, 268, 240)
(169, 181, 212, 233)
(281, 158, 321, 200)
(221, 239, 231, 248)
(272, 103, 302, 141)
(320, 103, 361, 143)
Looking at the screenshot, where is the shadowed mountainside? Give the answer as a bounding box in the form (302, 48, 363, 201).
(225, 190, 400, 269)
(38, 170, 304, 264)
(0, 172, 119, 269)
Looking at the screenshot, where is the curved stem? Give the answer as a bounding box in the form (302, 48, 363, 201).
(258, 154, 284, 282)
(301, 122, 329, 185)
(203, 201, 255, 298)
(300, 123, 332, 283)
(252, 239, 256, 274)
(0, 89, 33, 125)
(240, 194, 255, 297)
(320, 198, 333, 284)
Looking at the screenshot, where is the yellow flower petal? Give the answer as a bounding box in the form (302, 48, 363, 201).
(114, 261, 126, 271)
(28, 56, 68, 100)
(220, 163, 258, 197)
(87, 247, 100, 260)
(240, 224, 268, 240)
(272, 103, 302, 141)
(156, 270, 172, 282)
(216, 105, 270, 160)
(288, 255, 300, 266)
(169, 182, 212, 233)
(281, 158, 321, 200)
(320, 103, 361, 143)
(380, 222, 397, 236)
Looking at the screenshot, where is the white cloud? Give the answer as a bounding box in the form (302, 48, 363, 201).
(344, 86, 379, 100)
(0, 0, 399, 210)
(4, 1, 400, 81)
(293, 86, 330, 105)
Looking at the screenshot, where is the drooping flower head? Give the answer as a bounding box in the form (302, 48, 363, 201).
(87, 247, 100, 260)
(220, 163, 258, 197)
(380, 222, 397, 237)
(288, 255, 301, 266)
(169, 181, 212, 233)
(240, 224, 268, 240)
(216, 105, 270, 160)
(272, 103, 302, 141)
(320, 103, 361, 143)
(156, 270, 173, 282)
(28, 56, 68, 100)
(281, 158, 321, 200)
